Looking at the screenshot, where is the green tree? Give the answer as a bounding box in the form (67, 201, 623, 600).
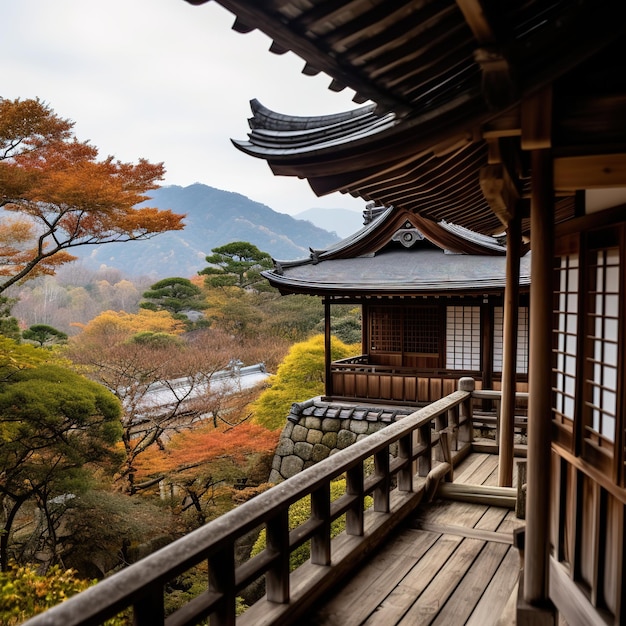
(0, 348, 122, 571)
(22, 323, 68, 347)
(0, 296, 20, 341)
(140, 277, 207, 329)
(252, 334, 360, 430)
(199, 241, 273, 289)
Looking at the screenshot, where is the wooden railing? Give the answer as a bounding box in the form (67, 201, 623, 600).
(331, 356, 482, 404)
(23, 379, 476, 626)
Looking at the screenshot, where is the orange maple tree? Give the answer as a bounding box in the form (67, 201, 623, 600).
(133, 422, 279, 481)
(0, 97, 184, 293)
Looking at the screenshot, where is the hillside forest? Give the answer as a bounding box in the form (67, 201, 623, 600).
(0, 97, 365, 624)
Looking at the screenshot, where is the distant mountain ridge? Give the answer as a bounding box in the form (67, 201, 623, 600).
(293, 207, 364, 239)
(74, 183, 347, 279)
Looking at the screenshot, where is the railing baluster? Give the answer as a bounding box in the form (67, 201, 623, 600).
(374, 449, 391, 512)
(458, 377, 475, 444)
(209, 546, 236, 626)
(266, 507, 290, 603)
(447, 407, 458, 450)
(398, 432, 413, 491)
(311, 483, 331, 565)
(133, 585, 165, 625)
(418, 422, 432, 477)
(346, 462, 365, 535)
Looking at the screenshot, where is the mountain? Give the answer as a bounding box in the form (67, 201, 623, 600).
(74, 184, 344, 279)
(293, 207, 365, 239)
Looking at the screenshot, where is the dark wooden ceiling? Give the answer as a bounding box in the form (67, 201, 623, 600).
(186, 0, 626, 237)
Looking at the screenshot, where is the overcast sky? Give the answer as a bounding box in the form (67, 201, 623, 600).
(1, 0, 366, 216)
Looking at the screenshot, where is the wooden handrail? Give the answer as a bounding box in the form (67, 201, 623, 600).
(23, 381, 476, 626)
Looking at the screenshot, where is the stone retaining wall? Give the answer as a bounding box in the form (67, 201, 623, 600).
(269, 397, 415, 483)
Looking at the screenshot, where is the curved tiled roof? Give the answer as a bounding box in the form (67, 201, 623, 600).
(262, 206, 530, 296)
(188, 0, 626, 239)
(264, 247, 531, 296)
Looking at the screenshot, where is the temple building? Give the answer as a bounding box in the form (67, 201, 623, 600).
(263, 189, 531, 406)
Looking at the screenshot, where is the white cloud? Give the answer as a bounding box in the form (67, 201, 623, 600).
(1, 0, 366, 215)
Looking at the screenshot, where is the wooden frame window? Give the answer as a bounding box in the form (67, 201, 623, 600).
(493, 305, 530, 375)
(553, 254, 579, 426)
(403, 306, 440, 354)
(584, 245, 619, 452)
(369, 305, 440, 357)
(369, 307, 401, 353)
(445, 306, 480, 370)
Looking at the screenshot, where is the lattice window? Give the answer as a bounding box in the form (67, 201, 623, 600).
(445, 306, 480, 370)
(493, 305, 529, 375)
(553, 255, 579, 424)
(369, 307, 401, 353)
(404, 306, 440, 354)
(369, 305, 440, 355)
(585, 247, 619, 446)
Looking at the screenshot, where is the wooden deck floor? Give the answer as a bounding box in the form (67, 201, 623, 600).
(304, 452, 525, 626)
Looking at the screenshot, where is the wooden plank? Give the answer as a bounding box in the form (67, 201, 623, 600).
(310, 530, 441, 625)
(466, 546, 521, 626)
(414, 499, 489, 528)
(497, 508, 526, 536)
(396, 538, 487, 625)
(454, 453, 494, 484)
(554, 153, 626, 190)
(475, 504, 512, 532)
(431, 541, 510, 625)
(361, 534, 465, 626)
(465, 453, 499, 485)
(415, 521, 514, 545)
(453, 452, 500, 486)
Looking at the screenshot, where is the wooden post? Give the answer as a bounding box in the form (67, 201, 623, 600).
(499, 210, 521, 486)
(324, 298, 332, 397)
(524, 147, 554, 605)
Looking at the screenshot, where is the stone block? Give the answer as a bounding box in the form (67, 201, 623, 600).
(337, 429, 357, 449)
(311, 443, 331, 463)
(294, 441, 313, 461)
(275, 437, 295, 456)
(321, 432, 337, 448)
(280, 455, 304, 479)
(291, 424, 309, 442)
(321, 418, 341, 432)
(306, 429, 323, 444)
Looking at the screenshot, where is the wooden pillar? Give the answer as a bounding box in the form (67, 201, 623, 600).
(324, 298, 332, 397)
(524, 147, 554, 604)
(498, 210, 521, 486)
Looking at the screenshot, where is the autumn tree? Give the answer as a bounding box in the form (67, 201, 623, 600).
(0, 341, 122, 571)
(199, 241, 273, 289)
(133, 421, 278, 527)
(252, 334, 360, 430)
(0, 97, 185, 293)
(66, 312, 263, 494)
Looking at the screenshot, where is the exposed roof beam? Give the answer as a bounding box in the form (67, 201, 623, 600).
(480, 164, 520, 227)
(554, 154, 626, 190)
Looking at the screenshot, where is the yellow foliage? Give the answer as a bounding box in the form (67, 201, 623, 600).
(251, 334, 360, 430)
(72, 308, 186, 338)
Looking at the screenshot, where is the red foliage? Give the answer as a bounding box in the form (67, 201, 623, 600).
(134, 422, 279, 480)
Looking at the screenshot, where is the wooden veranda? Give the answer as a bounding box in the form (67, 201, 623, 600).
(23, 381, 531, 626)
(305, 452, 525, 626)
